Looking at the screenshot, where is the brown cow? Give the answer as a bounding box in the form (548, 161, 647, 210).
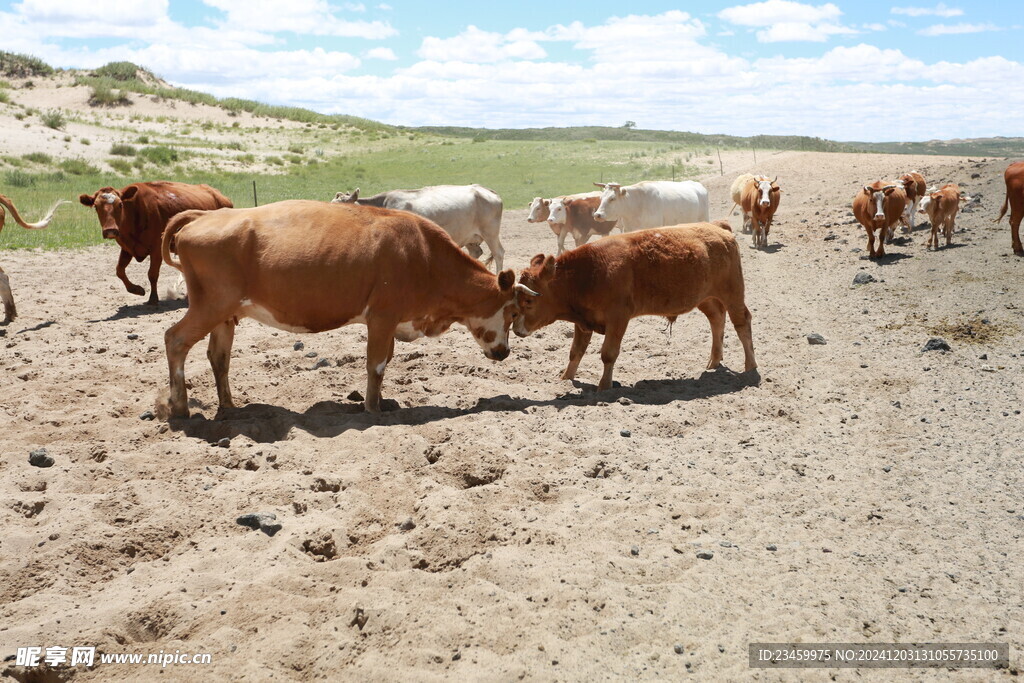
(995, 161, 1024, 256)
(0, 194, 68, 322)
(898, 171, 927, 232)
(513, 223, 756, 392)
(923, 184, 967, 249)
(547, 194, 617, 254)
(852, 181, 907, 258)
(739, 175, 781, 248)
(79, 181, 232, 305)
(157, 200, 522, 417)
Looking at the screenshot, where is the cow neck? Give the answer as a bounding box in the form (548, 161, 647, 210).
(114, 204, 145, 258)
(440, 264, 501, 321)
(547, 256, 587, 326)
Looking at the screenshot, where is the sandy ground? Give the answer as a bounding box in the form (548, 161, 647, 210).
(1, 152, 1022, 681)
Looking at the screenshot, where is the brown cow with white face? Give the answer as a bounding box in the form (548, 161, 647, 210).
(0, 194, 68, 322)
(923, 183, 968, 249)
(513, 223, 756, 392)
(739, 175, 781, 248)
(79, 181, 232, 305)
(898, 171, 927, 232)
(995, 161, 1024, 256)
(158, 200, 522, 417)
(852, 181, 907, 258)
(547, 194, 617, 254)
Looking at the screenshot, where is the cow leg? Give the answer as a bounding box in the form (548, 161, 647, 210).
(0, 266, 15, 323)
(945, 218, 954, 246)
(698, 299, 727, 369)
(207, 320, 237, 415)
(597, 319, 628, 392)
(483, 235, 505, 272)
(561, 324, 593, 380)
(1011, 210, 1024, 255)
(465, 242, 484, 260)
(556, 226, 569, 255)
(117, 249, 145, 297)
(145, 252, 162, 305)
(164, 310, 228, 419)
(727, 302, 757, 372)
(364, 318, 398, 413)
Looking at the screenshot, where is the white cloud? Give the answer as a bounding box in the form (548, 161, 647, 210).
(364, 47, 397, 60)
(201, 0, 396, 38)
(378, 3, 392, 9)
(718, 0, 842, 26)
(863, 23, 887, 31)
(756, 21, 857, 42)
(891, 3, 963, 17)
(418, 26, 546, 63)
(13, 0, 169, 25)
(918, 22, 999, 36)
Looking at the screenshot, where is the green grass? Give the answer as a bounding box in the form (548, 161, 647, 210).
(92, 61, 151, 81)
(22, 152, 52, 164)
(0, 51, 55, 78)
(89, 83, 132, 107)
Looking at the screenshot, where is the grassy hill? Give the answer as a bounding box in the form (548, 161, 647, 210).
(846, 137, 1024, 158)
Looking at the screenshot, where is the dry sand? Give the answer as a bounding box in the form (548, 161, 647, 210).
(1, 152, 1022, 681)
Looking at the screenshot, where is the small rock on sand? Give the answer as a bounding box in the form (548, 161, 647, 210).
(853, 272, 876, 285)
(806, 333, 826, 345)
(921, 337, 951, 352)
(28, 448, 54, 468)
(236, 512, 282, 536)
(697, 551, 714, 560)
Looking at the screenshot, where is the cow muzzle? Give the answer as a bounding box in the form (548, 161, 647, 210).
(760, 199, 771, 207)
(593, 212, 606, 222)
(485, 345, 510, 361)
(102, 228, 120, 239)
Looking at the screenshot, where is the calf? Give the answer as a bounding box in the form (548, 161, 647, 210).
(923, 184, 966, 249)
(739, 176, 781, 248)
(158, 200, 522, 416)
(547, 194, 617, 254)
(899, 171, 927, 232)
(852, 182, 907, 258)
(0, 194, 68, 322)
(995, 161, 1024, 256)
(513, 223, 756, 391)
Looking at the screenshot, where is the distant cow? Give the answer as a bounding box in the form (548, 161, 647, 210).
(529, 192, 603, 253)
(158, 200, 522, 417)
(513, 223, 756, 391)
(995, 161, 1024, 256)
(593, 180, 709, 232)
(739, 176, 781, 248)
(334, 184, 505, 271)
(729, 173, 755, 233)
(853, 182, 907, 258)
(0, 194, 68, 322)
(547, 194, 617, 254)
(923, 184, 967, 249)
(80, 182, 232, 305)
(898, 171, 927, 232)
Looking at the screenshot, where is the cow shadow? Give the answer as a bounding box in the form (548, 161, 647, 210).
(166, 368, 761, 443)
(860, 252, 913, 265)
(7, 320, 56, 333)
(88, 298, 187, 323)
(755, 243, 786, 254)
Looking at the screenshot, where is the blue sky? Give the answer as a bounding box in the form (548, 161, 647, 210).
(1, 1, 1021, 141)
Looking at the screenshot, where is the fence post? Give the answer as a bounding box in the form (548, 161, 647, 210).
(717, 149, 723, 176)
(252, 180, 258, 207)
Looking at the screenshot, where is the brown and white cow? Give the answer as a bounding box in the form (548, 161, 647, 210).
(995, 161, 1024, 256)
(739, 175, 781, 248)
(922, 183, 967, 249)
(852, 181, 907, 258)
(0, 194, 68, 322)
(898, 171, 927, 232)
(158, 200, 522, 417)
(729, 173, 755, 233)
(513, 223, 756, 392)
(80, 182, 232, 305)
(547, 194, 617, 254)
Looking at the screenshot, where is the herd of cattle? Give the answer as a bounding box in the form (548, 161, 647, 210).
(0, 160, 1022, 416)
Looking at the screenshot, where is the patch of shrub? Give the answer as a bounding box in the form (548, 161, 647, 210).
(0, 51, 54, 78)
(138, 145, 182, 166)
(80, 138, 91, 145)
(5, 169, 35, 187)
(265, 156, 284, 166)
(108, 158, 133, 174)
(136, 135, 150, 144)
(60, 158, 99, 175)
(0, 89, 9, 105)
(110, 143, 137, 156)
(89, 84, 131, 107)
(288, 144, 304, 154)
(93, 61, 148, 81)
(21, 152, 51, 164)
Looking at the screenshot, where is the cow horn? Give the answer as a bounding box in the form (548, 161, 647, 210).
(593, 182, 607, 188)
(772, 176, 778, 183)
(515, 283, 539, 297)
(881, 184, 897, 191)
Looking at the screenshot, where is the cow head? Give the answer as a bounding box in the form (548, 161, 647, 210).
(593, 182, 624, 222)
(79, 185, 138, 240)
(527, 197, 550, 223)
(512, 254, 557, 338)
(862, 184, 899, 221)
(755, 176, 780, 207)
(548, 197, 569, 225)
(464, 269, 520, 361)
(333, 189, 358, 204)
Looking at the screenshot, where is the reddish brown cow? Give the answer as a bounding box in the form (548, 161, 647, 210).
(79, 181, 232, 305)
(157, 200, 522, 417)
(739, 175, 781, 248)
(898, 171, 927, 232)
(923, 183, 966, 249)
(852, 181, 907, 258)
(1, 194, 68, 322)
(513, 223, 756, 392)
(996, 161, 1024, 256)
(550, 195, 617, 253)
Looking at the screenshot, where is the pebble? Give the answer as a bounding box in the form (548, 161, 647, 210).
(674, 644, 684, 655)
(140, 410, 155, 421)
(979, 353, 988, 360)
(620, 429, 631, 438)
(398, 518, 416, 531)
(236, 512, 282, 536)
(217, 437, 231, 448)
(806, 333, 827, 345)
(311, 358, 331, 370)
(630, 545, 640, 556)
(305, 351, 318, 358)
(28, 448, 54, 468)
(921, 337, 951, 352)
(696, 551, 714, 560)
(347, 390, 364, 402)
(853, 272, 876, 285)
(766, 544, 777, 552)
(127, 333, 139, 340)
(293, 341, 304, 351)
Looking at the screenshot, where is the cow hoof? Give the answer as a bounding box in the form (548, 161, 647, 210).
(128, 285, 146, 296)
(145, 299, 159, 307)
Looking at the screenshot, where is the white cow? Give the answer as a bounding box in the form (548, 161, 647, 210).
(593, 180, 709, 232)
(334, 184, 505, 271)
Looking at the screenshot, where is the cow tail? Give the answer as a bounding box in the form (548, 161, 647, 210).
(0, 194, 68, 231)
(162, 210, 204, 271)
(994, 191, 1009, 223)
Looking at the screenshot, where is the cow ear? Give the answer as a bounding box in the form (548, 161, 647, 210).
(497, 269, 515, 291)
(350, 188, 360, 201)
(530, 253, 546, 268)
(540, 255, 556, 280)
(121, 186, 138, 201)
(79, 193, 95, 206)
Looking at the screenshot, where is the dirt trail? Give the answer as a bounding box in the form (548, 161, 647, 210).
(1, 152, 1022, 681)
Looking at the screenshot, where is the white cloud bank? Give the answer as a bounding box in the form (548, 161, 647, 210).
(717, 0, 856, 42)
(891, 3, 964, 18)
